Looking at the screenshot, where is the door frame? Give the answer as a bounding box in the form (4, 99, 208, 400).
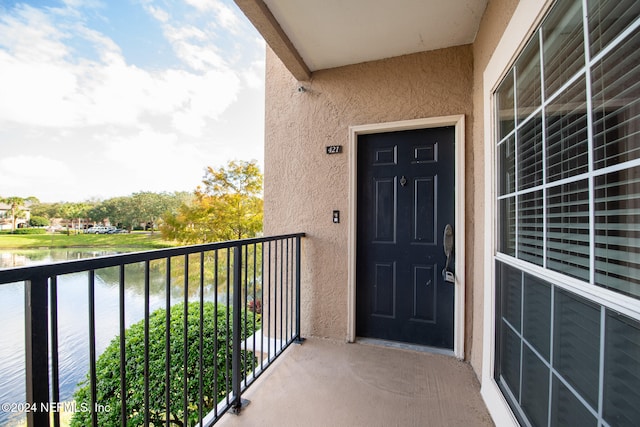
(347, 115, 466, 359)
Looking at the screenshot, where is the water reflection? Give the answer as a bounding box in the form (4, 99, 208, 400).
(0, 248, 251, 426)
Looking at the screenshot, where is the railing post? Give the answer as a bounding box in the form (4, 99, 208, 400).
(294, 236, 304, 344)
(25, 276, 50, 427)
(230, 245, 246, 413)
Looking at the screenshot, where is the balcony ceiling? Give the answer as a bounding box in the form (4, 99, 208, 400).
(234, 0, 488, 80)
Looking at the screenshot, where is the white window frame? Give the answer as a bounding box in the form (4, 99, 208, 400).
(482, 0, 640, 424)
(481, 1, 557, 424)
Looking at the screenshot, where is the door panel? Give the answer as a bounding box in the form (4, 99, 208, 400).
(412, 264, 437, 322)
(413, 143, 437, 163)
(356, 127, 455, 348)
(413, 177, 436, 243)
(373, 262, 396, 317)
(374, 178, 396, 242)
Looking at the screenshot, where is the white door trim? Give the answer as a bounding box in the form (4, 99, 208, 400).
(347, 115, 466, 359)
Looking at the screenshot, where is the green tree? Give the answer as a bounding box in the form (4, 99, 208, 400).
(30, 202, 62, 219)
(130, 192, 187, 233)
(161, 160, 263, 243)
(1, 196, 32, 232)
(28, 215, 49, 227)
(88, 197, 123, 227)
(60, 202, 92, 234)
(71, 302, 259, 427)
(88, 192, 190, 231)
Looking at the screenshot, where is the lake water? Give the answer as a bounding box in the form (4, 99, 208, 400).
(0, 248, 225, 426)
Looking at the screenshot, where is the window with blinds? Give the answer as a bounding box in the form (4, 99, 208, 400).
(494, 1, 640, 426)
(495, 0, 640, 299)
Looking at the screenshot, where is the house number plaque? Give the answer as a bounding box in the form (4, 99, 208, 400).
(326, 145, 342, 154)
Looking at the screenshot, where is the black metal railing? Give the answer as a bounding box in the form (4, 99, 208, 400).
(0, 233, 304, 427)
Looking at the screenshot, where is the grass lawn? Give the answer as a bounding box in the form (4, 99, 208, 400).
(0, 232, 176, 250)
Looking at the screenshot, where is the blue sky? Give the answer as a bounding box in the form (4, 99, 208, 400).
(0, 0, 266, 202)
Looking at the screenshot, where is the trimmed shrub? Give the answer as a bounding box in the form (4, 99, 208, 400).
(4, 228, 47, 235)
(71, 302, 259, 426)
(29, 216, 50, 227)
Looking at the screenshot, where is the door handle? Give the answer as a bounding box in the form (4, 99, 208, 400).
(442, 224, 455, 283)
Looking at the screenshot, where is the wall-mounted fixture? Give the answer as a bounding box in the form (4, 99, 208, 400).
(297, 86, 307, 93)
(333, 210, 340, 224)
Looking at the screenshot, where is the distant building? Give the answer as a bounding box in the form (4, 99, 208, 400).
(0, 202, 31, 231)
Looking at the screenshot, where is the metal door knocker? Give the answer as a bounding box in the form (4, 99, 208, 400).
(400, 176, 408, 187)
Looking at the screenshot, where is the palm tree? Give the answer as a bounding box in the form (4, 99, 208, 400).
(1, 196, 25, 232)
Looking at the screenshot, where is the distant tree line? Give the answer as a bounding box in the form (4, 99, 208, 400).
(2, 160, 264, 243)
(24, 191, 193, 233)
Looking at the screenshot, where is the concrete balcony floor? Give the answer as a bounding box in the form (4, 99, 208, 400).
(218, 338, 494, 427)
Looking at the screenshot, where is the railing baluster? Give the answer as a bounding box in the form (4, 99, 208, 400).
(213, 249, 219, 419)
(183, 254, 189, 427)
(231, 245, 243, 413)
(164, 258, 171, 425)
(50, 276, 60, 427)
(279, 239, 283, 354)
(295, 236, 303, 343)
(225, 249, 231, 406)
(243, 244, 248, 388)
(25, 275, 50, 427)
(292, 238, 296, 340)
(252, 243, 258, 374)
(286, 238, 290, 341)
(274, 241, 279, 360)
(118, 265, 126, 427)
(267, 241, 271, 363)
(199, 252, 205, 423)
(143, 261, 150, 426)
(88, 270, 98, 427)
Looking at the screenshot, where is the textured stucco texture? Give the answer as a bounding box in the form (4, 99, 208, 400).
(263, 0, 518, 378)
(264, 45, 473, 336)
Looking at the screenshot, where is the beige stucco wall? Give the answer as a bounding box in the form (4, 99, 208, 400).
(263, 0, 518, 378)
(263, 45, 473, 337)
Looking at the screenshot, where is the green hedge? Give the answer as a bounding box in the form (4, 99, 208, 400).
(71, 302, 259, 427)
(0, 228, 47, 235)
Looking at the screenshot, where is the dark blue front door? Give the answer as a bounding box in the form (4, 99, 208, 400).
(356, 126, 455, 349)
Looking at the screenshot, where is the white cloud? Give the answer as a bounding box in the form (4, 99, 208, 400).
(183, 0, 241, 32)
(0, 1, 266, 202)
(0, 5, 71, 63)
(212, 2, 243, 33)
(0, 53, 80, 127)
(145, 5, 169, 23)
(74, 24, 125, 65)
(242, 58, 266, 89)
(61, 0, 105, 9)
(184, 0, 216, 11)
(0, 4, 243, 134)
(0, 155, 75, 200)
(98, 126, 206, 193)
(0, 155, 71, 179)
(164, 24, 228, 71)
